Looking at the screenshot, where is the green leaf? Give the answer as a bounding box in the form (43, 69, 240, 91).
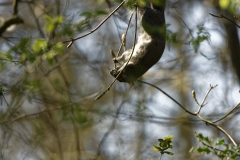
(6, 53, 12, 61)
(44, 15, 64, 33)
(163, 151, 174, 155)
(42, 51, 56, 60)
(219, 0, 230, 9)
(81, 11, 92, 19)
(53, 42, 64, 54)
(203, 136, 211, 145)
(0, 53, 6, 58)
(56, 16, 64, 24)
(25, 80, 41, 93)
(164, 135, 173, 141)
(19, 38, 31, 49)
(197, 147, 211, 154)
(94, 10, 108, 16)
(74, 108, 89, 125)
(215, 139, 225, 146)
(190, 26, 210, 53)
(32, 39, 47, 54)
(155, 136, 174, 156)
(20, 52, 27, 62)
(196, 133, 204, 141)
(62, 23, 74, 37)
(230, 152, 240, 159)
(46, 22, 55, 33)
(153, 145, 161, 151)
(44, 15, 52, 23)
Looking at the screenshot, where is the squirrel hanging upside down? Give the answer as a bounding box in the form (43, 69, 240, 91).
(110, 0, 166, 84)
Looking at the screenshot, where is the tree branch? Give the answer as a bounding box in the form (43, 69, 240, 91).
(209, 13, 240, 28)
(139, 80, 238, 146)
(0, 0, 23, 36)
(0, 16, 23, 36)
(62, 0, 125, 48)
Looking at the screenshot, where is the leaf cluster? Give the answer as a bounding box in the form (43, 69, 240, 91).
(153, 135, 174, 156)
(190, 26, 210, 53)
(190, 133, 240, 159)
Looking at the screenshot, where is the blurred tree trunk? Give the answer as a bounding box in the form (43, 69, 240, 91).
(214, 0, 240, 84)
(225, 21, 240, 84)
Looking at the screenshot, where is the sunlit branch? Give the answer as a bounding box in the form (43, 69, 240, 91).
(192, 85, 237, 146)
(195, 84, 218, 114)
(196, 114, 237, 146)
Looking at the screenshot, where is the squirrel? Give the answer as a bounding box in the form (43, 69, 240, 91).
(110, 0, 166, 83)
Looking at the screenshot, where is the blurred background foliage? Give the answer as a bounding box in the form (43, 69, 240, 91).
(0, 0, 240, 159)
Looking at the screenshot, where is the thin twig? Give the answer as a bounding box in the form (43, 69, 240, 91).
(27, 2, 45, 38)
(0, 59, 20, 63)
(105, 0, 122, 41)
(1, 94, 9, 106)
(138, 80, 195, 116)
(195, 132, 223, 153)
(96, 101, 125, 159)
(114, 12, 134, 69)
(116, 11, 134, 57)
(62, 1, 125, 48)
(172, 4, 193, 38)
(195, 84, 218, 114)
(39, 53, 70, 80)
(196, 114, 237, 146)
(209, 13, 240, 28)
(213, 103, 240, 123)
(44, 100, 63, 160)
(95, 5, 138, 100)
(3, 90, 30, 122)
(139, 80, 237, 146)
(234, 16, 240, 22)
(0, 105, 73, 124)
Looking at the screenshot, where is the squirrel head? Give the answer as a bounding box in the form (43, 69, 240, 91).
(110, 63, 144, 83)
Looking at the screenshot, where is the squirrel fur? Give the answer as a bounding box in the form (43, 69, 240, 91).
(110, 0, 166, 83)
